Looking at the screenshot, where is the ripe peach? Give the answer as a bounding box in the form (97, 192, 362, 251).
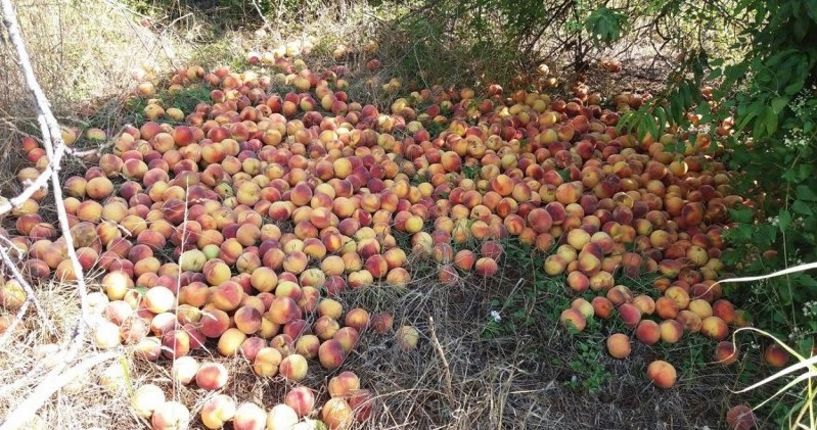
(314, 316, 340, 340)
(618, 303, 641, 329)
(201, 308, 230, 338)
(322, 398, 354, 430)
(659, 320, 683, 344)
(266, 404, 299, 430)
(171, 356, 199, 385)
(474, 257, 498, 277)
(646, 360, 676, 389)
(726, 404, 756, 430)
(328, 371, 361, 398)
(267, 296, 300, 325)
(700, 316, 728, 340)
(560, 308, 586, 332)
(714, 341, 739, 365)
(606, 333, 631, 359)
(764, 344, 789, 368)
(151, 401, 191, 430)
(371, 312, 394, 334)
(253, 347, 283, 377)
(200, 394, 237, 429)
(161, 329, 190, 358)
(285, 386, 316, 417)
(295, 335, 321, 359)
(635, 320, 660, 345)
(217, 328, 247, 356)
(233, 402, 267, 430)
(591, 297, 614, 319)
(676, 310, 703, 333)
(130, 383, 165, 418)
(280, 353, 309, 381)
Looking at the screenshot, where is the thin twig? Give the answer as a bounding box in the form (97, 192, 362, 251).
(427, 316, 454, 405)
(0, 351, 120, 430)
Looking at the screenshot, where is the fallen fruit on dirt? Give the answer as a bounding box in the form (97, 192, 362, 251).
(646, 360, 677, 389)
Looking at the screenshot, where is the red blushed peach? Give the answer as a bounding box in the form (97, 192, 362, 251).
(102, 271, 133, 300)
(618, 303, 642, 329)
(591, 297, 614, 319)
(295, 335, 321, 359)
(267, 296, 300, 325)
(179, 282, 209, 307)
(571, 298, 594, 319)
(253, 347, 283, 377)
(200, 394, 237, 429)
(322, 398, 354, 430)
(233, 402, 268, 430)
(334, 327, 360, 352)
(285, 386, 316, 418)
(201, 308, 230, 338)
(210, 281, 244, 311)
(714, 341, 739, 365)
(195, 362, 229, 391)
(566, 271, 589, 293)
(161, 329, 191, 358)
(371, 312, 394, 334)
(474, 257, 498, 277)
(764, 344, 789, 368)
(328, 371, 361, 398)
(726, 404, 756, 430)
(151, 401, 191, 430)
(712, 299, 736, 324)
(659, 319, 683, 344)
(655, 296, 680, 319)
(635, 320, 660, 345)
(560, 308, 586, 332)
(86, 176, 114, 200)
(384, 268, 409, 287)
(647, 360, 677, 389)
(700, 316, 728, 340)
(344, 308, 370, 333)
(606, 333, 631, 359)
(280, 353, 309, 381)
(676, 310, 703, 333)
(314, 316, 341, 340)
(365, 254, 389, 278)
(218, 328, 247, 356)
(632, 295, 656, 315)
(688, 299, 713, 319)
(235, 305, 262, 335)
(606, 285, 632, 306)
(526, 208, 554, 233)
(453, 250, 475, 271)
(203, 259, 232, 286)
(150, 312, 176, 336)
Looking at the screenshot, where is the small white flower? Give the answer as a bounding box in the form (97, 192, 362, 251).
(489, 310, 501, 322)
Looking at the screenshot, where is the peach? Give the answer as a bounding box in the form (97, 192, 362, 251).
(474, 257, 498, 277)
(315, 316, 340, 340)
(328, 371, 361, 398)
(712, 299, 736, 324)
(280, 353, 309, 381)
(700, 316, 728, 340)
(566, 271, 590, 293)
(396, 325, 420, 351)
(688, 299, 713, 319)
(200, 395, 237, 429)
(295, 335, 321, 359)
(764, 344, 789, 368)
(266, 404, 299, 430)
(618, 303, 641, 329)
(217, 328, 247, 356)
(285, 386, 316, 417)
(234, 305, 262, 335)
(371, 312, 394, 334)
(659, 319, 683, 344)
(676, 310, 702, 333)
(570, 298, 594, 319)
(145, 286, 175, 313)
(102, 271, 133, 300)
(635, 320, 660, 345)
(210, 281, 244, 311)
(726, 404, 756, 430)
(267, 296, 300, 325)
(632, 295, 655, 315)
(171, 356, 199, 385)
(201, 308, 230, 338)
(233, 402, 267, 430)
(714, 341, 739, 365)
(654, 296, 680, 319)
(161, 329, 190, 358)
(253, 347, 283, 377)
(240, 336, 266, 361)
(606, 333, 631, 359)
(130, 383, 165, 418)
(560, 308, 586, 332)
(151, 401, 191, 430)
(334, 327, 360, 352)
(591, 296, 614, 319)
(93, 320, 122, 349)
(344, 308, 370, 332)
(646, 360, 676, 389)
(322, 398, 354, 430)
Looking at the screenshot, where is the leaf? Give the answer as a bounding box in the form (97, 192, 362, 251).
(729, 207, 755, 223)
(796, 185, 817, 201)
(771, 97, 789, 114)
(779, 210, 793, 231)
(793, 200, 815, 215)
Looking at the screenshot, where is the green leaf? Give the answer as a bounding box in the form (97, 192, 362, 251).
(729, 207, 755, 223)
(779, 210, 793, 231)
(793, 200, 815, 215)
(796, 185, 817, 201)
(771, 96, 789, 114)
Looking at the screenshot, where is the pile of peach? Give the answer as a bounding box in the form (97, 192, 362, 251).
(0, 50, 767, 428)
